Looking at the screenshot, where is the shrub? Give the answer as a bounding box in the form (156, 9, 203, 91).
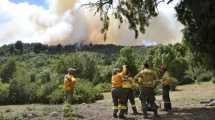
(9, 79, 30, 104)
(0, 82, 9, 105)
(63, 103, 74, 119)
(72, 80, 103, 104)
(196, 71, 213, 82)
(36, 81, 58, 103)
(95, 83, 111, 93)
(179, 75, 194, 85)
(93, 65, 113, 84)
(212, 77, 215, 84)
(48, 85, 64, 104)
(170, 77, 178, 91)
(0, 57, 16, 83)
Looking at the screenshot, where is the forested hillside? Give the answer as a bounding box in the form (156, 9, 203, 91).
(0, 41, 214, 105)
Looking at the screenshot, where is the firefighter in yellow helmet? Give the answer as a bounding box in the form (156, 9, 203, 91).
(160, 65, 172, 112)
(111, 67, 128, 119)
(64, 68, 77, 104)
(135, 63, 159, 118)
(122, 65, 140, 115)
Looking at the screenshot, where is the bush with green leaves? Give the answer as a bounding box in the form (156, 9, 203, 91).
(72, 80, 103, 104)
(212, 77, 215, 84)
(95, 82, 111, 93)
(179, 75, 194, 85)
(0, 57, 16, 83)
(36, 81, 58, 103)
(170, 77, 178, 91)
(9, 79, 31, 104)
(63, 103, 74, 120)
(115, 47, 138, 76)
(93, 65, 113, 84)
(48, 85, 64, 104)
(0, 42, 215, 105)
(0, 82, 9, 105)
(196, 71, 213, 82)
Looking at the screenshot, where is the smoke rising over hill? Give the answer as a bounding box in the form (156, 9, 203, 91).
(0, 0, 183, 46)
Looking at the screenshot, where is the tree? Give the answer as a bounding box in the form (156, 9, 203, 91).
(175, 0, 215, 69)
(0, 58, 16, 83)
(115, 47, 138, 76)
(55, 60, 67, 74)
(91, 0, 215, 71)
(15, 41, 23, 54)
(33, 43, 48, 53)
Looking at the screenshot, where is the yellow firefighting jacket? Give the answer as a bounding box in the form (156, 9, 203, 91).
(112, 66, 128, 88)
(111, 72, 124, 88)
(122, 77, 139, 89)
(135, 69, 157, 88)
(64, 74, 76, 92)
(161, 71, 172, 86)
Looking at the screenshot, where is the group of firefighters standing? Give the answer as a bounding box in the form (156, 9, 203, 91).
(63, 63, 172, 119)
(111, 63, 172, 119)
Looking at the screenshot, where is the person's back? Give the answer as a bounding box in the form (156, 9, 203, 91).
(137, 68, 157, 88)
(112, 73, 123, 88)
(111, 68, 127, 119)
(135, 63, 159, 118)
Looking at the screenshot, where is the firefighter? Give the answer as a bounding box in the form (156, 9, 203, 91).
(122, 65, 139, 115)
(111, 68, 128, 119)
(135, 63, 159, 118)
(160, 65, 172, 112)
(64, 68, 77, 104)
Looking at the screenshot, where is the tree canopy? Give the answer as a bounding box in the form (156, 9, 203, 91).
(175, 0, 215, 69)
(91, 0, 215, 70)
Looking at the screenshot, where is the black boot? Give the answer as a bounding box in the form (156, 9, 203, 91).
(125, 109, 128, 114)
(113, 109, 118, 118)
(154, 110, 160, 118)
(142, 108, 148, 118)
(132, 107, 140, 115)
(143, 112, 148, 118)
(164, 103, 172, 112)
(119, 110, 126, 119)
(113, 113, 118, 118)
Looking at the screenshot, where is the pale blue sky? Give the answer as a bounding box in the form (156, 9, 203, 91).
(9, 0, 48, 8)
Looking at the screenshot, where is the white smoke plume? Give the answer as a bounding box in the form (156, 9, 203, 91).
(0, 0, 183, 46)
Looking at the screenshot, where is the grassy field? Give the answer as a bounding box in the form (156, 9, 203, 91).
(0, 82, 215, 120)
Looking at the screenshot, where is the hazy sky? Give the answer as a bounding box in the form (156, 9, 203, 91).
(0, 0, 183, 46)
(9, 0, 48, 8)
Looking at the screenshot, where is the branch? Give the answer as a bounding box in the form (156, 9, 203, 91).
(157, 0, 165, 5)
(167, 0, 174, 4)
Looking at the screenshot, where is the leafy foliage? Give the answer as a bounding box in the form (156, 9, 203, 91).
(0, 57, 16, 83)
(176, 0, 215, 69)
(0, 42, 213, 104)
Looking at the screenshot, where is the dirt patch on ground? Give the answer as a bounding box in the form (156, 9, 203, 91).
(74, 82, 215, 120)
(0, 82, 215, 120)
